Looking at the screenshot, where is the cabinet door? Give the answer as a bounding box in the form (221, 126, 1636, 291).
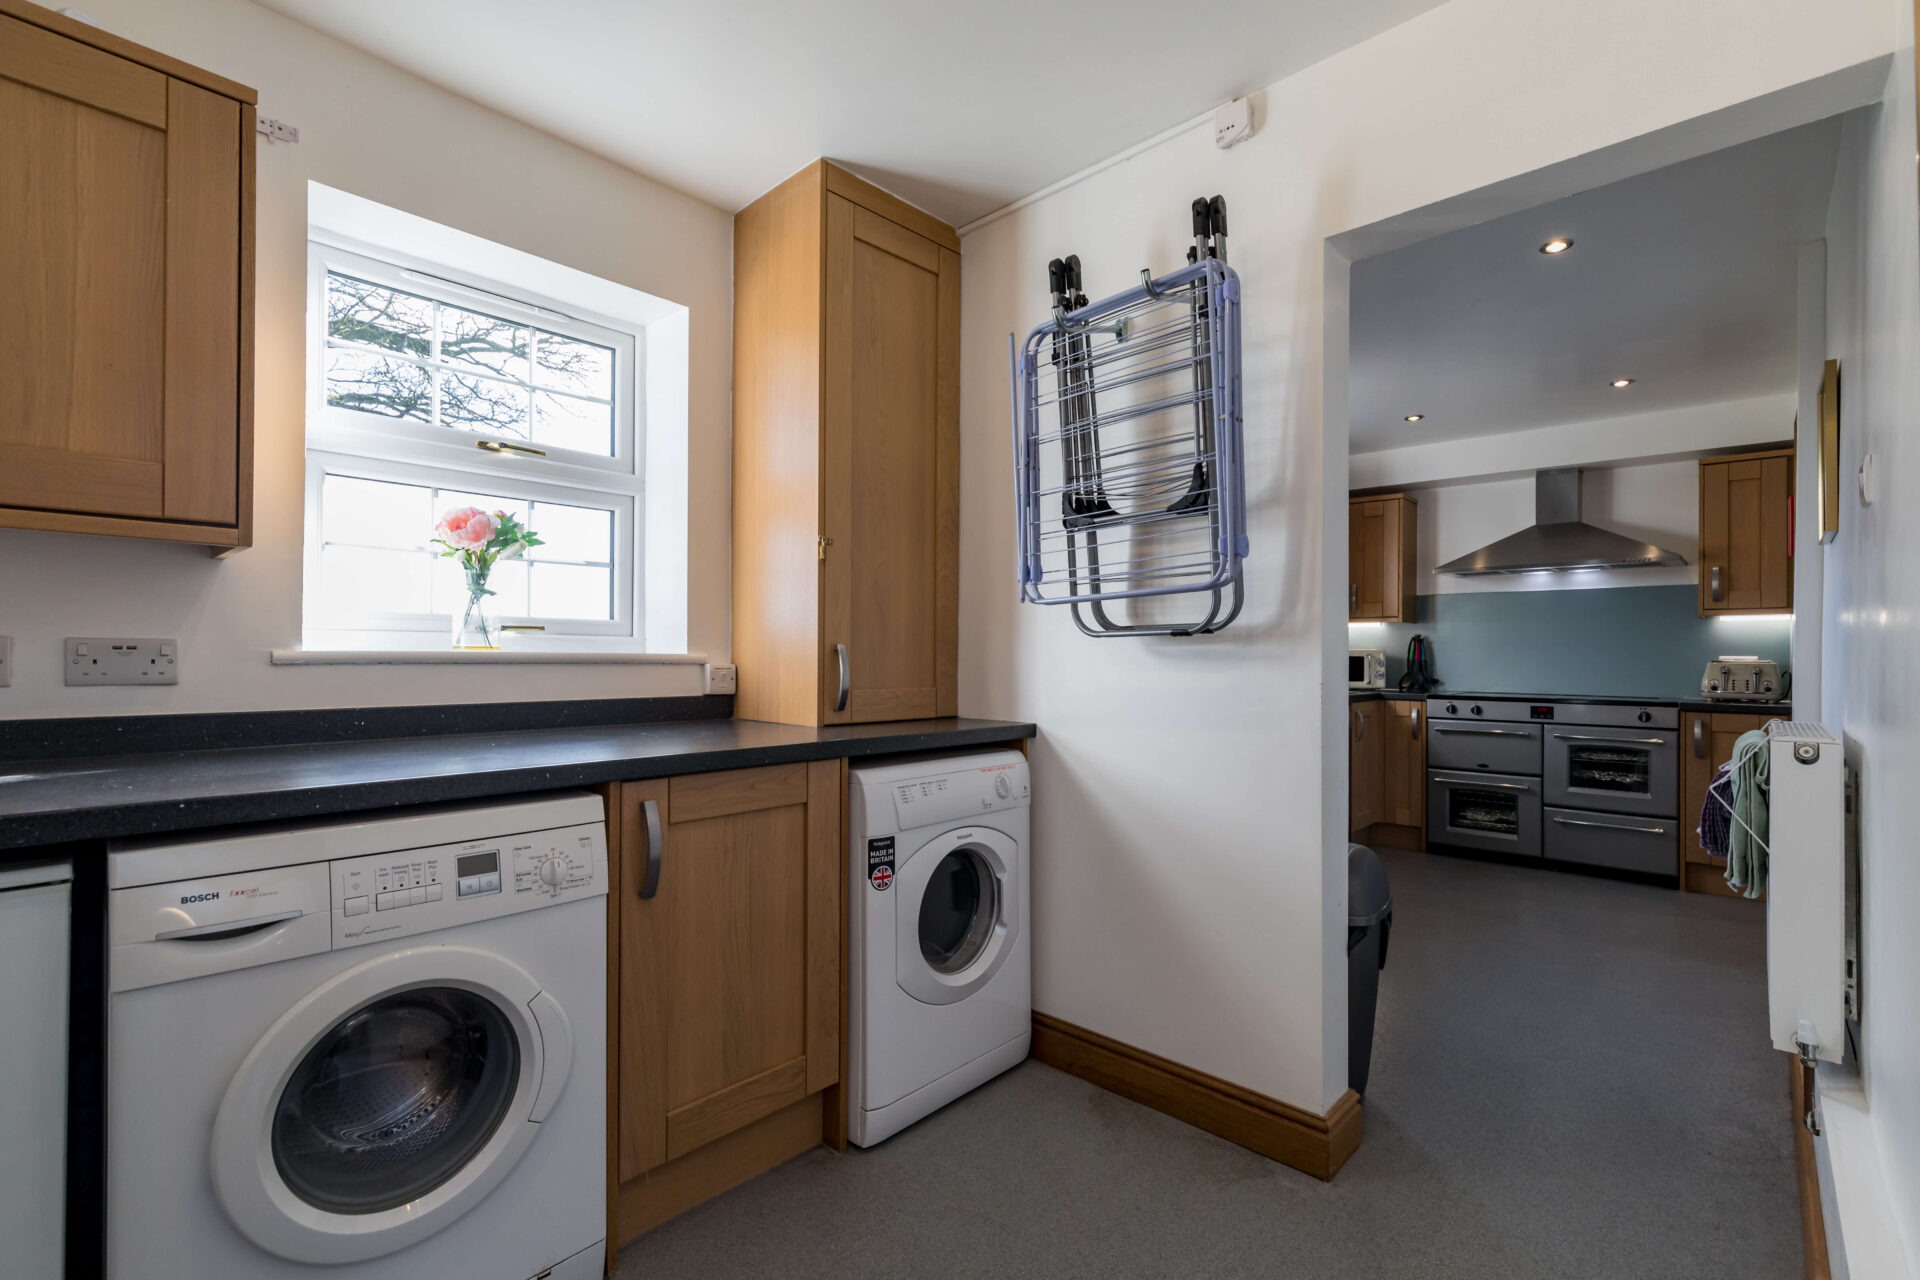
(1699, 453, 1791, 614)
(821, 197, 959, 723)
(1350, 496, 1413, 622)
(1350, 702, 1384, 835)
(1680, 712, 1772, 894)
(615, 762, 840, 1180)
(0, 18, 242, 527)
(1380, 700, 1425, 830)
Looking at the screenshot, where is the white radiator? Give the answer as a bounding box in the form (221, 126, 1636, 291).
(1765, 721, 1848, 1063)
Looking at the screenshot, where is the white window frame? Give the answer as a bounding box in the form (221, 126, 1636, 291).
(304, 235, 647, 647)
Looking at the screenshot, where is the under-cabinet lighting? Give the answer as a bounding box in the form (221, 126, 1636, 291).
(1539, 238, 1574, 255)
(1712, 613, 1794, 622)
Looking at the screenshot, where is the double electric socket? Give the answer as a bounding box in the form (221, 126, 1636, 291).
(65, 637, 179, 686)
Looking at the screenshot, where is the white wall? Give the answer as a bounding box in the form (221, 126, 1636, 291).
(1822, 34, 1920, 1265)
(959, 0, 1894, 1115)
(0, 0, 734, 717)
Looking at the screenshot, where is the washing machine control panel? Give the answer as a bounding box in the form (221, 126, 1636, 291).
(331, 822, 605, 948)
(890, 759, 1030, 830)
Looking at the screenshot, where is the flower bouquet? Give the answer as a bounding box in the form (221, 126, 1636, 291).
(434, 506, 542, 649)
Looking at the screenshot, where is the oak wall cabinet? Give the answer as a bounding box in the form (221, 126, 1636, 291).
(606, 762, 843, 1251)
(0, 0, 254, 552)
(1679, 710, 1773, 897)
(733, 161, 959, 726)
(1349, 493, 1416, 622)
(1698, 448, 1793, 616)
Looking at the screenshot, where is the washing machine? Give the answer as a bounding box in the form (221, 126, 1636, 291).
(848, 750, 1031, 1146)
(105, 793, 607, 1280)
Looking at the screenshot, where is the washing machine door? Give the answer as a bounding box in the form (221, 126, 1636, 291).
(209, 945, 573, 1264)
(895, 826, 1020, 1006)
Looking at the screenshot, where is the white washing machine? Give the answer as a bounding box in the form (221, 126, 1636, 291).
(848, 750, 1031, 1146)
(105, 793, 607, 1280)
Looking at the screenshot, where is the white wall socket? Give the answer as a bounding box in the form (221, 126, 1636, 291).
(65, 637, 179, 686)
(707, 663, 737, 695)
(0, 636, 11, 687)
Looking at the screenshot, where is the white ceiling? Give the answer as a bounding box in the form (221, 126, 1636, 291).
(254, 0, 1445, 226)
(1348, 116, 1844, 455)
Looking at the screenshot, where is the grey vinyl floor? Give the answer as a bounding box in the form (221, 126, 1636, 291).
(614, 849, 1798, 1279)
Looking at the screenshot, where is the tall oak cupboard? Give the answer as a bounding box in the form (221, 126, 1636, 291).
(733, 161, 960, 726)
(0, 0, 254, 552)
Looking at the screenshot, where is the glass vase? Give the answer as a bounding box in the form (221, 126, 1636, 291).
(452, 567, 501, 650)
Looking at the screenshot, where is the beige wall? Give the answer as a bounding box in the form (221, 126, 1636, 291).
(958, 0, 1895, 1114)
(0, 0, 734, 716)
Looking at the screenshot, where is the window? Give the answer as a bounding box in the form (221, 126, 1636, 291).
(305, 238, 645, 647)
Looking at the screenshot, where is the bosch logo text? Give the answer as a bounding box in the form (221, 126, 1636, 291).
(179, 892, 221, 904)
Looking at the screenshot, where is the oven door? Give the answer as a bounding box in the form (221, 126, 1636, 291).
(1427, 770, 1542, 857)
(1545, 727, 1678, 818)
(1426, 721, 1541, 775)
(1544, 808, 1679, 876)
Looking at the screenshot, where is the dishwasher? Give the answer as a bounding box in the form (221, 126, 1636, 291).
(0, 860, 73, 1279)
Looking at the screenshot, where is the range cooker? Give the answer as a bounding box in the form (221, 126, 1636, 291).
(1426, 697, 1680, 877)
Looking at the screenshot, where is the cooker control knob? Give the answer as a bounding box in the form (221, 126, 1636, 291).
(539, 856, 566, 888)
(1444, 703, 1457, 715)
(1469, 704, 1482, 716)
(1637, 710, 1652, 724)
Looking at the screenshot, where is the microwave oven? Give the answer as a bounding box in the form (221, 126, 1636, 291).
(1349, 649, 1386, 690)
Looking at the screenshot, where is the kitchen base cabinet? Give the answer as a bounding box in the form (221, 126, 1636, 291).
(1349, 701, 1383, 837)
(605, 761, 842, 1256)
(1679, 711, 1774, 897)
(1351, 698, 1426, 851)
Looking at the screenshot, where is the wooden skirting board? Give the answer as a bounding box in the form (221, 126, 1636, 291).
(1031, 1013, 1362, 1181)
(1793, 1055, 1831, 1280)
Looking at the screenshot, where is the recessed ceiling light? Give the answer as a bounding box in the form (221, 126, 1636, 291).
(1403, 413, 1424, 422)
(1610, 378, 1634, 388)
(1539, 238, 1574, 255)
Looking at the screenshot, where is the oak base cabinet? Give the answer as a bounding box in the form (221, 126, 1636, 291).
(1679, 711, 1773, 897)
(0, 0, 254, 551)
(607, 762, 842, 1255)
(1351, 698, 1426, 850)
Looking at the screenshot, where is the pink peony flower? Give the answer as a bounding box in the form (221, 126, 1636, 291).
(435, 506, 498, 550)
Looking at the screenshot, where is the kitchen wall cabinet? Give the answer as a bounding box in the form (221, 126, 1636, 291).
(1349, 493, 1416, 622)
(733, 160, 959, 725)
(1679, 710, 1774, 897)
(0, 0, 254, 552)
(607, 761, 842, 1249)
(1698, 448, 1792, 616)
(1351, 697, 1425, 849)
(1349, 701, 1383, 836)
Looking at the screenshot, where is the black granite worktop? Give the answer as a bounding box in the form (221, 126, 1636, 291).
(0, 715, 1035, 851)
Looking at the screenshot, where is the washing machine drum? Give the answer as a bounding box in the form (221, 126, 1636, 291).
(894, 826, 1020, 1006)
(272, 988, 519, 1215)
(210, 946, 572, 1265)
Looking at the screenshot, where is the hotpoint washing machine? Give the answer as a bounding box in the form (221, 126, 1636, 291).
(105, 793, 607, 1280)
(848, 750, 1031, 1146)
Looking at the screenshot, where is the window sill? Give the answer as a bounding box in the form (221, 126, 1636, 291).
(271, 648, 707, 667)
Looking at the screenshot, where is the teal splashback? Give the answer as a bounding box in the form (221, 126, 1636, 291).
(1350, 585, 1792, 699)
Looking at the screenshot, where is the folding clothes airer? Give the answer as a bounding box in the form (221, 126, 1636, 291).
(1009, 196, 1249, 636)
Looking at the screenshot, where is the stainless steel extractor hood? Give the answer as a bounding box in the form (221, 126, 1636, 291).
(1435, 468, 1687, 576)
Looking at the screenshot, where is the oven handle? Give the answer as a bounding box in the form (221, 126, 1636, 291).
(1435, 778, 1533, 791)
(1551, 814, 1670, 836)
(1431, 726, 1532, 737)
(1550, 732, 1669, 745)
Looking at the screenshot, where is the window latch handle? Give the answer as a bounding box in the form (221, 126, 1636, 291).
(476, 439, 548, 458)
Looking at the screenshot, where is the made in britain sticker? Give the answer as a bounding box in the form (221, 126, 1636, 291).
(867, 836, 895, 891)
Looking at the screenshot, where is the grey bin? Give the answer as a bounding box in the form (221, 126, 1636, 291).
(1347, 844, 1393, 1099)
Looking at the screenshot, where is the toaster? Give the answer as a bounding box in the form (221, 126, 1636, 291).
(1700, 657, 1784, 701)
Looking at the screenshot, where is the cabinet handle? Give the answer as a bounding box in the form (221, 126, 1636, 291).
(1350, 583, 1358, 613)
(1411, 705, 1420, 740)
(1710, 565, 1723, 603)
(1692, 718, 1706, 758)
(637, 799, 662, 899)
(834, 644, 850, 712)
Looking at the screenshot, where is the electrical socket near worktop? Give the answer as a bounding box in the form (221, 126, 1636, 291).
(65, 637, 178, 686)
(706, 664, 737, 695)
(0, 636, 10, 687)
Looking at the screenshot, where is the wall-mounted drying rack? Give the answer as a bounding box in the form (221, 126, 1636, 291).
(1009, 195, 1248, 636)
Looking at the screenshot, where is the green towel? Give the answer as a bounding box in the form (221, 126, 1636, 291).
(1725, 728, 1770, 898)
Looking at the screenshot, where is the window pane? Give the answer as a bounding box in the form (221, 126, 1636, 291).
(327, 274, 431, 356)
(440, 371, 531, 439)
(326, 348, 432, 421)
(440, 304, 529, 380)
(531, 563, 612, 620)
(528, 502, 611, 564)
(432, 555, 527, 617)
(322, 475, 430, 550)
(533, 331, 614, 398)
(531, 391, 613, 456)
(321, 546, 430, 617)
